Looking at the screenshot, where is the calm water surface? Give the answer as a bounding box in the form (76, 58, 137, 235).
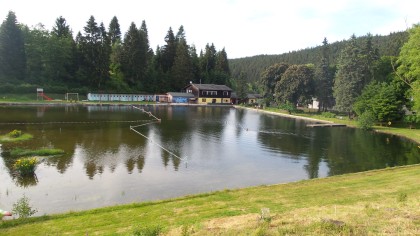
(0, 105, 419, 215)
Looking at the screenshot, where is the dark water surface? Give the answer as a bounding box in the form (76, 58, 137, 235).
(0, 105, 419, 215)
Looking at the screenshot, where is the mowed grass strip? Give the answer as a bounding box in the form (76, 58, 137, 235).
(10, 148, 65, 157)
(1, 165, 419, 235)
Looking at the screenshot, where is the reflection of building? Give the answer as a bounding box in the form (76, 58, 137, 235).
(184, 83, 232, 104)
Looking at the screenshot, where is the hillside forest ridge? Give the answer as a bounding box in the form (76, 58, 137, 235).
(0, 11, 419, 125)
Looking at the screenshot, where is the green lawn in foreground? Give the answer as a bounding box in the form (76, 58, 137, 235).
(1, 165, 419, 235)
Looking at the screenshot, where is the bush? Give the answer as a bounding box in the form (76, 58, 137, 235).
(132, 225, 162, 236)
(279, 102, 296, 114)
(14, 157, 38, 176)
(321, 112, 336, 118)
(357, 111, 376, 130)
(12, 195, 38, 219)
(8, 129, 22, 138)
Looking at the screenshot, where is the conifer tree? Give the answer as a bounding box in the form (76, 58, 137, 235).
(171, 38, 193, 90)
(121, 22, 142, 86)
(0, 11, 26, 81)
(189, 44, 200, 83)
(52, 16, 72, 38)
(314, 38, 334, 111)
(108, 16, 121, 45)
(333, 35, 366, 116)
(77, 16, 109, 88)
(161, 27, 176, 73)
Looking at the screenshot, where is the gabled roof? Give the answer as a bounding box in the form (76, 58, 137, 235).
(187, 83, 232, 91)
(167, 92, 195, 98)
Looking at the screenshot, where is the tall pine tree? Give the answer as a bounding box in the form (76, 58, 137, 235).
(314, 38, 334, 111)
(0, 11, 26, 82)
(76, 16, 110, 88)
(171, 37, 193, 90)
(333, 35, 366, 116)
(108, 16, 121, 45)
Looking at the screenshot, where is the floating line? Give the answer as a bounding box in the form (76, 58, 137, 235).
(0, 120, 155, 125)
(130, 105, 187, 163)
(130, 126, 187, 162)
(132, 106, 161, 122)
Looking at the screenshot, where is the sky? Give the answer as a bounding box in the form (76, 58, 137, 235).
(1, 0, 420, 59)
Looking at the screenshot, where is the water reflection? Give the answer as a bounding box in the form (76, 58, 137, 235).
(0, 105, 418, 215)
(14, 174, 38, 188)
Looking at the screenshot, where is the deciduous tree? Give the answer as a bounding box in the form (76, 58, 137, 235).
(274, 64, 315, 107)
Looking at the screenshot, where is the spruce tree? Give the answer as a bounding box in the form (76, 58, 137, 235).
(108, 16, 121, 45)
(50, 16, 77, 83)
(0, 11, 26, 81)
(52, 16, 72, 38)
(161, 27, 176, 73)
(314, 38, 334, 111)
(171, 38, 193, 90)
(121, 22, 142, 86)
(333, 35, 366, 116)
(77, 16, 109, 88)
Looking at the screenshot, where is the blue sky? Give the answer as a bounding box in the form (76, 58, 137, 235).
(1, 0, 419, 58)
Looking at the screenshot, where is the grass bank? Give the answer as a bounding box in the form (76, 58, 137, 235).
(245, 106, 420, 144)
(1, 165, 419, 235)
(9, 148, 65, 157)
(0, 133, 33, 143)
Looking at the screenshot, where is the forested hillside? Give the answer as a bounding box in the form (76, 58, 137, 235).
(0, 11, 231, 94)
(229, 32, 408, 83)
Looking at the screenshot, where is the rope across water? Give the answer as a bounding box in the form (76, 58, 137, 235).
(130, 106, 187, 163)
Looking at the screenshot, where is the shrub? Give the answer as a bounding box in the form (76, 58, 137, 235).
(357, 111, 376, 130)
(8, 129, 22, 138)
(14, 157, 38, 176)
(12, 195, 38, 219)
(132, 225, 162, 236)
(279, 102, 296, 114)
(321, 112, 336, 118)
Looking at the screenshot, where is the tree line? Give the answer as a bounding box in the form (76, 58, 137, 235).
(256, 29, 420, 126)
(229, 31, 408, 84)
(0, 11, 231, 94)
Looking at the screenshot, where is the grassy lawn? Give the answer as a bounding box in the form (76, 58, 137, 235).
(1, 165, 419, 235)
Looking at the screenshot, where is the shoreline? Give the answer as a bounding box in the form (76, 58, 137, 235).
(1, 101, 418, 144)
(2, 164, 419, 234)
(235, 105, 334, 124)
(235, 106, 420, 144)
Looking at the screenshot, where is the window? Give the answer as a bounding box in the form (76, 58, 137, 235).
(202, 98, 206, 102)
(223, 91, 229, 96)
(204, 91, 217, 96)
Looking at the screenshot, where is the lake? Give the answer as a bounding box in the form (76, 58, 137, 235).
(0, 105, 419, 216)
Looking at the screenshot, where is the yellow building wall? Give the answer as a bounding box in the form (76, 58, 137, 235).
(198, 97, 230, 104)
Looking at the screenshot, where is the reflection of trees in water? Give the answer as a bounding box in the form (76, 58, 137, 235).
(256, 114, 420, 178)
(257, 115, 311, 158)
(325, 128, 419, 176)
(304, 128, 331, 179)
(125, 155, 145, 174)
(14, 174, 38, 187)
